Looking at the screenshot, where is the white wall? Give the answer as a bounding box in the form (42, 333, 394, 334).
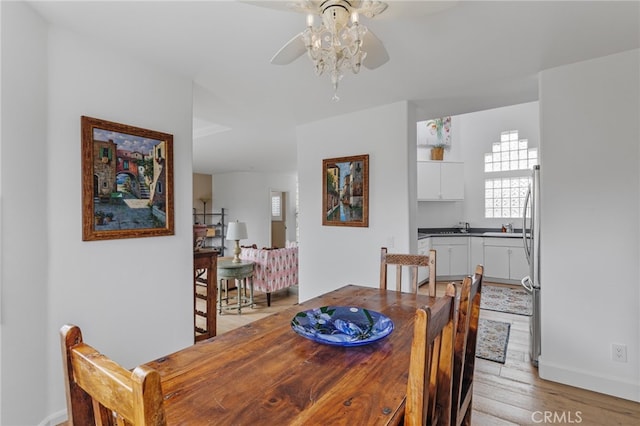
(212, 172, 297, 250)
(2, 3, 196, 424)
(297, 101, 417, 301)
(539, 49, 639, 402)
(417, 102, 539, 229)
(1, 2, 48, 424)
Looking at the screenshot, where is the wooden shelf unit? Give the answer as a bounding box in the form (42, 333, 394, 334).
(193, 207, 226, 256)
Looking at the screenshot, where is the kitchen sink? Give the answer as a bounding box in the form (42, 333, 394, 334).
(483, 232, 523, 237)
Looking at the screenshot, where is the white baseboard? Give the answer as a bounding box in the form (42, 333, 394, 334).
(38, 409, 66, 426)
(538, 356, 640, 403)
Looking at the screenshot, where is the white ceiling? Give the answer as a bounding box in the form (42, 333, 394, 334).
(28, 0, 640, 173)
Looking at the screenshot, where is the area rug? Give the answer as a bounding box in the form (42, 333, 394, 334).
(480, 284, 532, 316)
(476, 318, 511, 364)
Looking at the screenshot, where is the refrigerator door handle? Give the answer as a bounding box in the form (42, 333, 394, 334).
(521, 275, 533, 292)
(522, 186, 531, 263)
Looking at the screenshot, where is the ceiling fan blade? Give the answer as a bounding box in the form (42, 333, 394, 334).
(355, 0, 388, 19)
(362, 29, 389, 70)
(286, 0, 321, 15)
(239, 1, 319, 15)
(270, 33, 307, 65)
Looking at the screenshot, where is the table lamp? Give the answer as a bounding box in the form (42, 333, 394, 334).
(226, 221, 248, 263)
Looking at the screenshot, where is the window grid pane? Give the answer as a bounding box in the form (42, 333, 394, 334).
(484, 176, 531, 219)
(484, 130, 538, 172)
(484, 129, 537, 218)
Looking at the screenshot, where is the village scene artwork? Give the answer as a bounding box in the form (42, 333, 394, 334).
(323, 155, 368, 227)
(91, 127, 168, 231)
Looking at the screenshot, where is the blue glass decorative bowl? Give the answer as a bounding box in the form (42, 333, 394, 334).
(291, 306, 394, 347)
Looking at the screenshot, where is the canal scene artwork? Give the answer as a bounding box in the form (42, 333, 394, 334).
(322, 154, 369, 227)
(81, 116, 174, 241)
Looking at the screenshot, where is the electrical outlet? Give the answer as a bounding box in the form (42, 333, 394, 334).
(612, 344, 627, 363)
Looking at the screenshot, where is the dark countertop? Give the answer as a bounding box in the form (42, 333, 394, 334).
(418, 227, 526, 239)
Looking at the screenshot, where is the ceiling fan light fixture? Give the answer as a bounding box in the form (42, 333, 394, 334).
(269, 1, 389, 100)
(302, 3, 371, 101)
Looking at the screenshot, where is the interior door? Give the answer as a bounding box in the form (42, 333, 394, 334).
(270, 191, 286, 248)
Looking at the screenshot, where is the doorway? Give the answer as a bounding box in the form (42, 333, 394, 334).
(270, 190, 286, 248)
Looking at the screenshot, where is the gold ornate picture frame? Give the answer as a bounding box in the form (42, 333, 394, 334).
(81, 116, 174, 241)
(322, 154, 369, 227)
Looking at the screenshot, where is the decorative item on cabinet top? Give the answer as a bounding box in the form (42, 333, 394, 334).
(419, 116, 452, 161)
(430, 146, 444, 161)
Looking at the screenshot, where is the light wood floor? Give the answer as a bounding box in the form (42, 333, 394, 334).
(214, 283, 640, 426)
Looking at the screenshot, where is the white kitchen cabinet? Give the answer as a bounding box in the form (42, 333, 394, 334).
(417, 161, 464, 201)
(470, 236, 484, 273)
(509, 245, 529, 281)
(484, 245, 510, 279)
(439, 162, 465, 199)
(483, 237, 528, 282)
(417, 161, 440, 200)
(431, 237, 469, 278)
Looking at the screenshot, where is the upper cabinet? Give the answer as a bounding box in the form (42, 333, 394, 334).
(417, 161, 464, 201)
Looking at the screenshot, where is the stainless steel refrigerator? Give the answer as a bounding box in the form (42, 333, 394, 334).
(521, 165, 541, 367)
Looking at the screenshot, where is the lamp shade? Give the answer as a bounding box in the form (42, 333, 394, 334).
(226, 221, 248, 241)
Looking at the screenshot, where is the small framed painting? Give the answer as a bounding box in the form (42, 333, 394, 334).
(322, 154, 369, 227)
(81, 116, 174, 241)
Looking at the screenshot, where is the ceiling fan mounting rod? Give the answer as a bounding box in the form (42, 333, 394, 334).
(319, 0, 354, 14)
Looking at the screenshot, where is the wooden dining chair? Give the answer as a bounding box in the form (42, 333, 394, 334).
(380, 247, 437, 296)
(60, 324, 166, 426)
(450, 265, 484, 426)
(405, 283, 457, 426)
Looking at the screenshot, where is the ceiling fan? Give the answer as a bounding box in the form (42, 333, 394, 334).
(268, 0, 391, 100)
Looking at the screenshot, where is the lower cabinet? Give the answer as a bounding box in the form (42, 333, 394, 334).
(484, 245, 510, 279)
(510, 245, 529, 281)
(431, 237, 469, 278)
(470, 237, 484, 272)
(416, 235, 527, 283)
(483, 237, 528, 282)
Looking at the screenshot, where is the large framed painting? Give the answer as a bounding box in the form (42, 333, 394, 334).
(81, 116, 174, 241)
(322, 154, 369, 227)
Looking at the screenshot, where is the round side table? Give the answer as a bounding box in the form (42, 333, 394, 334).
(217, 259, 254, 314)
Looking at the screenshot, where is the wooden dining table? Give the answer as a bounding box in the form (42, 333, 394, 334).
(145, 284, 438, 425)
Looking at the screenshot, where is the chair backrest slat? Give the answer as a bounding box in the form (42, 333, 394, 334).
(60, 324, 166, 426)
(405, 283, 457, 426)
(380, 247, 437, 295)
(70, 344, 136, 421)
(451, 265, 484, 426)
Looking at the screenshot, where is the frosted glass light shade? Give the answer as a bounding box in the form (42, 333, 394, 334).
(226, 221, 248, 241)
